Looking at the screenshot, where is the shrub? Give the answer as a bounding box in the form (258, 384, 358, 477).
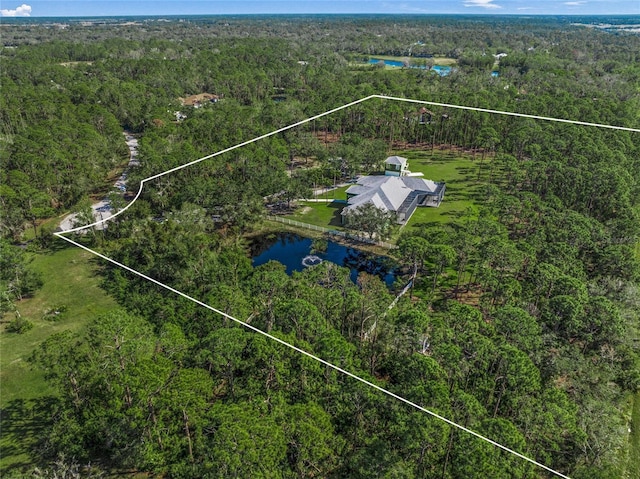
(6, 317, 34, 334)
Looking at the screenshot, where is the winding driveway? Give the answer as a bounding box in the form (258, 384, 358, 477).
(58, 132, 139, 232)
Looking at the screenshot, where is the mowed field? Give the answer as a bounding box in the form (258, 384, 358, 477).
(1, 241, 119, 471)
(401, 149, 486, 233)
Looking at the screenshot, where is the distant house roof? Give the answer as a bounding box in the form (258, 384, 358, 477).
(384, 156, 408, 167)
(344, 176, 443, 216)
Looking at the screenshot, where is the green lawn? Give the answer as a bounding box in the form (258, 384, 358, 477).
(1, 240, 118, 472)
(1, 242, 118, 405)
(283, 184, 350, 228)
(401, 149, 487, 232)
(286, 200, 346, 229)
(308, 185, 349, 201)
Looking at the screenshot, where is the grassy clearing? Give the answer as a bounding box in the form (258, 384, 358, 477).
(286, 201, 346, 229)
(400, 149, 486, 232)
(1, 241, 118, 406)
(0, 240, 118, 472)
(58, 61, 93, 67)
(283, 185, 350, 228)
(311, 185, 349, 201)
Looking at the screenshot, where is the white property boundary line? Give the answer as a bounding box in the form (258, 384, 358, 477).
(55, 94, 640, 478)
(55, 233, 572, 479)
(59, 94, 640, 235)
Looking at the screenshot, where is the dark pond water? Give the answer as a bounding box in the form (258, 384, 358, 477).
(251, 233, 398, 287)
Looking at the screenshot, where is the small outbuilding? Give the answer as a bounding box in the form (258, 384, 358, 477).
(384, 156, 409, 176)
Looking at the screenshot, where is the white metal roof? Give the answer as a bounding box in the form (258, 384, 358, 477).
(384, 155, 408, 167)
(343, 175, 443, 215)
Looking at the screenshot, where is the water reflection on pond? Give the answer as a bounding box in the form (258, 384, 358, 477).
(251, 233, 398, 287)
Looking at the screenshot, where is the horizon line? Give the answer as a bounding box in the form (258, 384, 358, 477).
(4, 12, 640, 19)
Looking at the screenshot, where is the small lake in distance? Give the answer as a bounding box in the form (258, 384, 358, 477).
(251, 233, 398, 287)
(368, 58, 452, 76)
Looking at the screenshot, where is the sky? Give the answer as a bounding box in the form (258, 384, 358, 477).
(1, 0, 638, 17)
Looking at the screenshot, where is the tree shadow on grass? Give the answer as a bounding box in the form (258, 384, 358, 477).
(47, 235, 77, 253)
(304, 201, 345, 228)
(326, 202, 346, 227)
(15, 235, 74, 255)
(0, 396, 57, 474)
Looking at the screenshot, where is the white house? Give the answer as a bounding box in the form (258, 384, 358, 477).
(342, 175, 445, 225)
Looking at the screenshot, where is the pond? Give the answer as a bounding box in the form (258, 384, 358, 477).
(432, 65, 452, 76)
(368, 58, 452, 76)
(251, 233, 398, 287)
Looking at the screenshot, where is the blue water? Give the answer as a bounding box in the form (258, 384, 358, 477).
(368, 58, 452, 76)
(370, 58, 405, 67)
(432, 65, 452, 75)
(491, 71, 500, 77)
(251, 233, 397, 287)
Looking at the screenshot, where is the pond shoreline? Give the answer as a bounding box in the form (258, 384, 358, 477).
(251, 219, 398, 258)
(250, 231, 403, 288)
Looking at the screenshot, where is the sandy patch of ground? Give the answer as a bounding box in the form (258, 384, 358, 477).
(179, 93, 220, 106)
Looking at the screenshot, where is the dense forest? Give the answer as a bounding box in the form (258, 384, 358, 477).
(1, 15, 639, 479)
